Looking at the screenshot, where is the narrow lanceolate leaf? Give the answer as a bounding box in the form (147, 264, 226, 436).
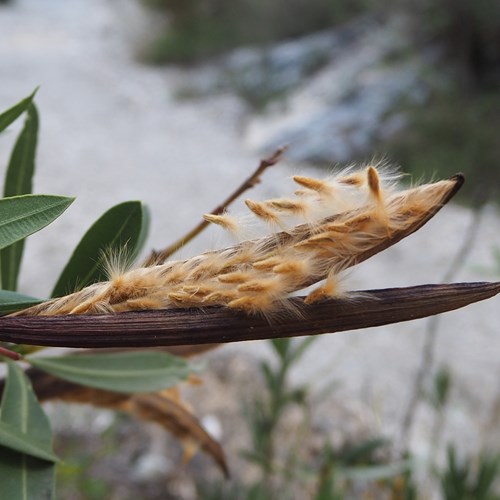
(0, 195, 74, 250)
(0, 88, 38, 134)
(0, 290, 42, 316)
(1, 104, 39, 291)
(0, 421, 58, 462)
(3, 104, 38, 198)
(52, 201, 147, 297)
(28, 351, 197, 393)
(0, 359, 56, 499)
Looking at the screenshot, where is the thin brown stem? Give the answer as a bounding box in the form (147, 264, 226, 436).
(0, 282, 497, 348)
(0, 345, 22, 361)
(142, 146, 287, 266)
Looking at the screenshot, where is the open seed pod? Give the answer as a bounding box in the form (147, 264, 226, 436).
(1, 166, 497, 348)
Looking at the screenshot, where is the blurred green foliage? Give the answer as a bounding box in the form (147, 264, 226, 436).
(392, 0, 500, 205)
(439, 446, 500, 500)
(409, 0, 500, 89)
(386, 90, 500, 205)
(142, 0, 371, 63)
(197, 338, 417, 499)
(143, 0, 500, 207)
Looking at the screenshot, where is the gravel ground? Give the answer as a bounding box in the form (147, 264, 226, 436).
(1, 0, 500, 485)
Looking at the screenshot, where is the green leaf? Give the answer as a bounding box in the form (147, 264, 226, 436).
(0, 421, 58, 462)
(0, 88, 38, 134)
(0, 194, 74, 250)
(0, 359, 56, 499)
(28, 351, 197, 393)
(339, 437, 388, 465)
(136, 203, 151, 256)
(0, 360, 55, 455)
(270, 338, 291, 361)
(0, 290, 42, 315)
(51, 201, 147, 297)
(289, 336, 318, 364)
(3, 104, 38, 197)
(340, 459, 414, 481)
(1, 104, 39, 291)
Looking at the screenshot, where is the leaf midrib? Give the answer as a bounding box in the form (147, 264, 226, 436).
(0, 198, 66, 227)
(33, 360, 183, 379)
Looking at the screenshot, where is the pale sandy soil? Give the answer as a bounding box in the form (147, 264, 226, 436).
(1, 0, 499, 483)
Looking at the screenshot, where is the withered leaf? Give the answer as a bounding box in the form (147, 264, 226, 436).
(0, 367, 228, 476)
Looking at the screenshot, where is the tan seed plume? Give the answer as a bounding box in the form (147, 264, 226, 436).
(15, 166, 461, 317)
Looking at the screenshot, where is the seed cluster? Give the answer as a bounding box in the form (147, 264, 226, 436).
(17, 166, 457, 317)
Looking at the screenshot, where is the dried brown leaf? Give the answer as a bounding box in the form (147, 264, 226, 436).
(1, 367, 228, 476)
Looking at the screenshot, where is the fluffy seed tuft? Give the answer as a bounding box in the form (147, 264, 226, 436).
(203, 213, 239, 233)
(14, 166, 460, 319)
(293, 175, 330, 194)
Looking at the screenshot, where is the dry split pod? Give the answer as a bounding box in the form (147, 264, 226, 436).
(1, 167, 498, 348)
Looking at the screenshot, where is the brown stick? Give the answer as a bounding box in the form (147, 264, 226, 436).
(143, 146, 287, 265)
(0, 282, 497, 348)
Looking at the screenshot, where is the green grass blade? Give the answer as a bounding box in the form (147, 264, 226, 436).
(0, 195, 74, 250)
(1, 104, 39, 291)
(0, 290, 42, 316)
(0, 359, 56, 499)
(0, 88, 38, 134)
(51, 201, 147, 297)
(28, 351, 197, 393)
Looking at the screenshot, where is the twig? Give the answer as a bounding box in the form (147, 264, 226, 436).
(0, 282, 497, 348)
(142, 146, 287, 266)
(398, 207, 485, 450)
(0, 345, 22, 361)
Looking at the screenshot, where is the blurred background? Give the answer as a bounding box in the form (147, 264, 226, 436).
(0, 0, 499, 498)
